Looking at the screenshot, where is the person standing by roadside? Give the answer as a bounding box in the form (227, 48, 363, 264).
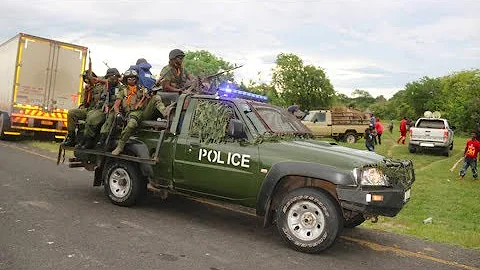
(397, 117, 407, 144)
(375, 118, 384, 145)
(459, 131, 480, 180)
(365, 127, 375, 152)
(388, 120, 394, 134)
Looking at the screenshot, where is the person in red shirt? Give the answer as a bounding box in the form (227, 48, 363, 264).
(375, 118, 384, 145)
(459, 131, 480, 179)
(397, 117, 407, 144)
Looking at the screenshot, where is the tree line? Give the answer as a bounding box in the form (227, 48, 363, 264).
(184, 50, 479, 133)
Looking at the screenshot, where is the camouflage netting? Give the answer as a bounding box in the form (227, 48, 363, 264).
(190, 100, 232, 144)
(368, 159, 414, 186)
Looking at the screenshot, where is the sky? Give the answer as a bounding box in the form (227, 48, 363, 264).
(1, 0, 479, 99)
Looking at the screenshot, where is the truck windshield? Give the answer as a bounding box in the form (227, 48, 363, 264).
(248, 102, 311, 135)
(302, 111, 317, 122)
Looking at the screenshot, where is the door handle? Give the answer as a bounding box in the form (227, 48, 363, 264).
(327, 124, 332, 126)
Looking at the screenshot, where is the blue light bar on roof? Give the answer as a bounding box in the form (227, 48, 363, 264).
(218, 87, 268, 102)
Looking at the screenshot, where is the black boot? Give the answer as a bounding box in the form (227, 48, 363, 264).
(63, 132, 76, 147)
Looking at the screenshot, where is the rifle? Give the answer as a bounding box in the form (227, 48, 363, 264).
(183, 64, 244, 94)
(204, 64, 243, 80)
(82, 50, 94, 107)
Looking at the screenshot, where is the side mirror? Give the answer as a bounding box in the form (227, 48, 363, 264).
(450, 125, 456, 130)
(228, 119, 247, 139)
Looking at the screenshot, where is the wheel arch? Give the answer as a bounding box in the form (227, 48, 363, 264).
(256, 161, 355, 227)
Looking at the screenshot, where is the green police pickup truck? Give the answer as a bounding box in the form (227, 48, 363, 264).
(58, 92, 415, 253)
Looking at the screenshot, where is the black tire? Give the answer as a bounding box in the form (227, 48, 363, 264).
(344, 133, 356, 144)
(276, 188, 342, 253)
(103, 160, 147, 206)
(443, 147, 451, 157)
(0, 113, 10, 140)
(408, 145, 417, 153)
(344, 214, 366, 228)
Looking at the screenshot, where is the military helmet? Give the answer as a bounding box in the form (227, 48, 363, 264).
(105, 68, 120, 78)
(169, 49, 185, 60)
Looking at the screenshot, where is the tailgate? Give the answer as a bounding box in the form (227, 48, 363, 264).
(410, 128, 445, 142)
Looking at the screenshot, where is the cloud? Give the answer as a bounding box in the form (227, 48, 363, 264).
(1, 0, 478, 100)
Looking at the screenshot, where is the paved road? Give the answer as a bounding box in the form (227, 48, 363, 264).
(0, 141, 479, 270)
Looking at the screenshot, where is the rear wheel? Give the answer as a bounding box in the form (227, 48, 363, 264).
(103, 160, 147, 206)
(443, 147, 451, 157)
(344, 133, 356, 144)
(0, 113, 10, 140)
(408, 145, 417, 153)
(276, 188, 342, 253)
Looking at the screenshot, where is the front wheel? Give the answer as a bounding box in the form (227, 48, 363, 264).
(276, 188, 342, 253)
(103, 161, 147, 206)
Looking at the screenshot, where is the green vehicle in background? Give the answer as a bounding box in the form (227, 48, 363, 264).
(59, 91, 415, 253)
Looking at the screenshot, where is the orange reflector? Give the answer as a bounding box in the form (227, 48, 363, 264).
(41, 120, 54, 126)
(372, 195, 384, 202)
(55, 135, 66, 139)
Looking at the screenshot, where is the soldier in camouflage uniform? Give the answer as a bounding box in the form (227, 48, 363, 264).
(95, 68, 123, 148)
(111, 69, 150, 156)
(64, 71, 104, 147)
(158, 49, 193, 93)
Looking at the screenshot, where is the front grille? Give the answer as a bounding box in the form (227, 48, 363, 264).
(383, 159, 415, 188)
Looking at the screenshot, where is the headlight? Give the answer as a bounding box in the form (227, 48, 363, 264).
(359, 167, 390, 186)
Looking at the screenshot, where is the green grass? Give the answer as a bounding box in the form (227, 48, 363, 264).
(17, 125, 480, 250)
(333, 126, 480, 251)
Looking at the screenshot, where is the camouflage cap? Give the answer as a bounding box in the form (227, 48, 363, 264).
(169, 49, 185, 60)
(105, 68, 120, 78)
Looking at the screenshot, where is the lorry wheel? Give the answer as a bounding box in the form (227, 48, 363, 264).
(344, 214, 366, 228)
(103, 161, 147, 207)
(443, 147, 451, 157)
(344, 133, 356, 144)
(276, 188, 342, 253)
(0, 113, 10, 140)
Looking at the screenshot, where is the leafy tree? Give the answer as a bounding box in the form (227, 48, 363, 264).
(403, 76, 442, 117)
(438, 70, 480, 132)
(240, 81, 286, 106)
(272, 53, 335, 110)
(351, 89, 376, 110)
(183, 50, 235, 81)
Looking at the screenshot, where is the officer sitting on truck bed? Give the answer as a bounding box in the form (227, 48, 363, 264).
(111, 69, 150, 156)
(95, 68, 123, 149)
(64, 71, 104, 147)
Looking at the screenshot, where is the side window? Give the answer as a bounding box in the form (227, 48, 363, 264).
(189, 99, 237, 143)
(316, 112, 326, 122)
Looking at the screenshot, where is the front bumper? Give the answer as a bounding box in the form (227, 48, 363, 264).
(336, 186, 411, 217)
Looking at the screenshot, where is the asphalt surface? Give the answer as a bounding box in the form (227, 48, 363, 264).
(0, 140, 479, 270)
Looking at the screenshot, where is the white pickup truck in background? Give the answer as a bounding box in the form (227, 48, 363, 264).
(409, 117, 455, 156)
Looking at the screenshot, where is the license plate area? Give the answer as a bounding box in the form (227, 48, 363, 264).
(420, 142, 434, 147)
